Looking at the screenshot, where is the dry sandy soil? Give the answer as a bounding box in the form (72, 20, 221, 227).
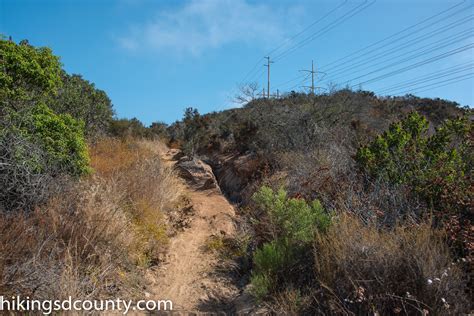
(146, 149, 255, 314)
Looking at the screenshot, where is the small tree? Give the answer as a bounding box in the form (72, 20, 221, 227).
(182, 107, 209, 156)
(233, 82, 260, 105)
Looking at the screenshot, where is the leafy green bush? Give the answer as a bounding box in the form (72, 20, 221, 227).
(0, 37, 62, 109)
(250, 240, 289, 299)
(108, 118, 149, 138)
(1, 38, 114, 140)
(50, 73, 114, 138)
(356, 112, 472, 255)
(356, 112, 471, 213)
(1, 103, 90, 210)
(250, 186, 331, 299)
(2, 104, 90, 177)
(22, 103, 90, 176)
(0, 38, 93, 211)
(252, 186, 331, 242)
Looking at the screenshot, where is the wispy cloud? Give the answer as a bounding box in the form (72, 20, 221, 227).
(118, 0, 302, 56)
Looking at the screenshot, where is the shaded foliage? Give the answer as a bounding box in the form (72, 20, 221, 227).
(109, 117, 149, 138)
(50, 73, 114, 138)
(108, 118, 169, 140)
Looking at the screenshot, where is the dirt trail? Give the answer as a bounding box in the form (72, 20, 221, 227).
(147, 149, 248, 313)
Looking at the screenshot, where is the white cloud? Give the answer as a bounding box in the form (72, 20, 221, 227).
(118, 0, 302, 56)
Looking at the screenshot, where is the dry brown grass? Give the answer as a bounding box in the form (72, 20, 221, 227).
(0, 138, 182, 300)
(0, 179, 136, 300)
(313, 214, 470, 315)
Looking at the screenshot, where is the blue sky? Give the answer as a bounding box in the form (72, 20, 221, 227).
(1, 0, 473, 125)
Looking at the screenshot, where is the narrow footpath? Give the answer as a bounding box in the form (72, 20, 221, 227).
(147, 149, 252, 314)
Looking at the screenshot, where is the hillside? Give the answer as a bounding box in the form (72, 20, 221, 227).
(165, 91, 472, 314)
(168, 91, 469, 203)
(1, 37, 472, 314)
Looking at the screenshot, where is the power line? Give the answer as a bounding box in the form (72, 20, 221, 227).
(239, 66, 266, 94)
(320, 0, 470, 70)
(407, 75, 474, 95)
(283, 73, 312, 92)
(378, 62, 474, 94)
(300, 60, 316, 94)
(395, 72, 474, 95)
(273, 0, 375, 62)
(380, 64, 474, 94)
(235, 0, 473, 104)
(236, 0, 373, 98)
(236, 0, 349, 87)
(274, 0, 376, 62)
(330, 28, 473, 84)
(239, 58, 264, 86)
(266, 0, 349, 57)
(347, 43, 474, 88)
(292, 74, 312, 91)
(273, 73, 309, 89)
(323, 15, 474, 81)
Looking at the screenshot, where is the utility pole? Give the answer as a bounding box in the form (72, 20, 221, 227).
(264, 56, 274, 98)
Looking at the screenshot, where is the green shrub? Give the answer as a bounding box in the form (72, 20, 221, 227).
(356, 112, 472, 256)
(250, 186, 331, 299)
(252, 241, 288, 276)
(2, 103, 90, 176)
(356, 112, 471, 212)
(1, 103, 90, 210)
(0, 38, 91, 211)
(0, 37, 62, 108)
(108, 118, 148, 138)
(252, 186, 331, 242)
(250, 274, 272, 301)
(50, 73, 114, 138)
(250, 240, 289, 299)
(1, 38, 114, 140)
(24, 103, 90, 176)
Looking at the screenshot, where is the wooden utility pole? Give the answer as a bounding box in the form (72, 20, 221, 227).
(264, 56, 274, 98)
